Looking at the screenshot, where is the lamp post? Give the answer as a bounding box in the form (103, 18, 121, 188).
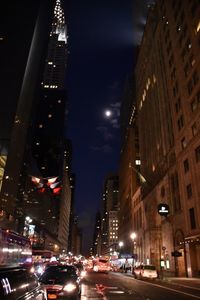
(118, 241, 124, 248)
(130, 232, 137, 270)
(118, 241, 124, 258)
(23, 216, 32, 237)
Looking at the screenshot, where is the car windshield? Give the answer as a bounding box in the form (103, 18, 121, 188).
(99, 259, 108, 263)
(144, 265, 156, 270)
(40, 266, 77, 284)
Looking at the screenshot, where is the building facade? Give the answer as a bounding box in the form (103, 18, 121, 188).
(135, 0, 200, 277)
(119, 77, 141, 257)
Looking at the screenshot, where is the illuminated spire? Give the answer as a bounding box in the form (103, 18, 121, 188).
(52, 0, 67, 43)
(54, 0, 65, 26)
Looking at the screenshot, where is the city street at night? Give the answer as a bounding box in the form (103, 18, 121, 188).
(0, 0, 200, 299)
(80, 272, 200, 300)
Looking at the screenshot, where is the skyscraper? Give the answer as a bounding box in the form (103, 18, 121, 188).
(0, 0, 55, 227)
(29, 0, 71, 251)
(0, 0, 72, 252)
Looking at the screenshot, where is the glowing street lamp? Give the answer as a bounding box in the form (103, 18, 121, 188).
(24, 216, 33, 236)
(130, 232, 137, 268)
(119, 241, 124, 248)
(130, 232, 136, 241)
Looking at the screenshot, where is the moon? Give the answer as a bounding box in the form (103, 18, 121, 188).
(105, 110, 112, 117)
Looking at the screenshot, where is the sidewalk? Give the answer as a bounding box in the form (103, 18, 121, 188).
(161, 276, 200, 289)
(120, 271, 200, 289)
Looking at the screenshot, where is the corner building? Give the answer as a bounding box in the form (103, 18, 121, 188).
(135, 0, 200, 277)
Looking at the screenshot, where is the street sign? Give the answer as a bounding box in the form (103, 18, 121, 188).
(171, 250, 182, 257)
(119, 253, 132, 259)
(157, 203, 169, 216)
(132, 253, 138, 259)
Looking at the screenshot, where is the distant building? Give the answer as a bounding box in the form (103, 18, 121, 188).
(92, 211, 101, 256)
(101, 174, 119, 255)
(71, 216, 82, 256)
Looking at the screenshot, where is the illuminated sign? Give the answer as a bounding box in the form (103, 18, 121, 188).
(157, 203, 169, 216)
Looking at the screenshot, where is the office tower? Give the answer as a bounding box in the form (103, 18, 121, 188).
(0, 0, 72, 253)
(28, 0, 71, 251)
(135, 1, 200, 277)
(0, 0, 55, 227)
(92, 212, 101, 256)
(101, 174, 119, 255)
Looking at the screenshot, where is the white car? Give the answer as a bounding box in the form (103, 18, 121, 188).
(134, 265, 157, 279)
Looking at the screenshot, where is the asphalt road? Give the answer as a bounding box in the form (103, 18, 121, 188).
(80, 271, 200, 300)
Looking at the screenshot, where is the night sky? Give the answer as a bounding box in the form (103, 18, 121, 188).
(64, 0, 150, 253)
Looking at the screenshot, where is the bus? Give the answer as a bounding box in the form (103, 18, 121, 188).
(0, 228, 32, 267)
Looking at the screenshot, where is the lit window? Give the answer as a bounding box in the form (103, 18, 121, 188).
(135, 160, 141, 165)
(196, 21, 200, 33)
(181, 137, 187, 149)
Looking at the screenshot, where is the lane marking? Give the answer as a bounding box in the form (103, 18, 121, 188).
(170, 283, 200, 291)
(135, 279, 200, 299)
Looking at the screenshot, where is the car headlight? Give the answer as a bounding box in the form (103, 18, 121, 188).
(63, 283, 77, 292)
(30, 267, 35, 273)
(80, 270, 87, 277)
(37, 266, 43, 274)
(93, 266, 98, 272)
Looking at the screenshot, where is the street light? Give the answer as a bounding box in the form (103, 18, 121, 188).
(23, 216, 33, 236)
(130, 232, 136, 241)
(118, 241, 124, 248)
(130, 232, 137, 269)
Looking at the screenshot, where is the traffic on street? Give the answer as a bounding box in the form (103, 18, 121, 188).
(1, 260, 200, 300)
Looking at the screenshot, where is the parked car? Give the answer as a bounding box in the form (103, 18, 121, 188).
(0, 266, 44, 299)
(134, 265, 158, 279)
(39, 264, 81, 299)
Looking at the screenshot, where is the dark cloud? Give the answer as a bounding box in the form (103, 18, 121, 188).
(96, 126, 113, 140)
(90, 144, 112, 153)
(110, 118, 120, 129)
